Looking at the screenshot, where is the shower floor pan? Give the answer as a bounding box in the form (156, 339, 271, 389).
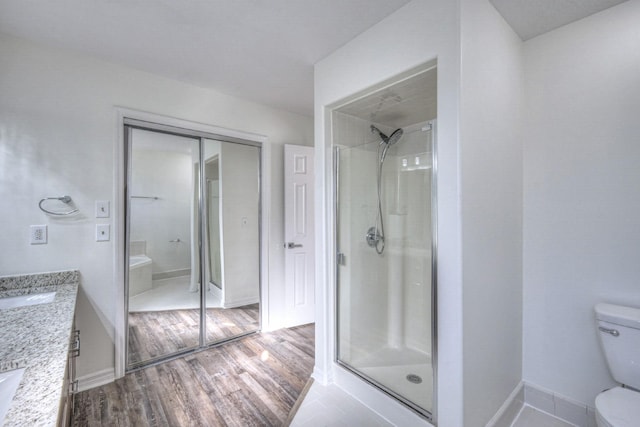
(358, 362, 433, 413)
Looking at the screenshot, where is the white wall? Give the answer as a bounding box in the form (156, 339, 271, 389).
(0, 33, 313, 378)
(522, 0, 640, 407)
(315, 1, 463, 425)
(460, 0, 524, 425)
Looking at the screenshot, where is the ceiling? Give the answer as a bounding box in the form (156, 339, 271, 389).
(0, 1, 628, 117)
(337, 67, 437, 129)
(490, 0, 629, 40)
(0, 0, 411, 117)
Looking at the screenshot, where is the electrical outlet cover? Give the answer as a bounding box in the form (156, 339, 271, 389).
(30, 225, 47, 244)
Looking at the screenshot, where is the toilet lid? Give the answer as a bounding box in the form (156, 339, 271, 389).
(596, 387, 640, 427)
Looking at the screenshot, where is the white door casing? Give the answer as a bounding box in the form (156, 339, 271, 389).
(284, 144, 315, 326)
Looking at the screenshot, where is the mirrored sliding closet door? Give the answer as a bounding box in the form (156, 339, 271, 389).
(124, 123, 261, 369)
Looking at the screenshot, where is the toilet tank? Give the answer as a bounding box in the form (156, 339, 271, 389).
(595, 303, 640, 390)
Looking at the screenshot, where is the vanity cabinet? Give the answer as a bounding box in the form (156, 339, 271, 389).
(0, 271, 80, 426)
(57, 321, 80, 427)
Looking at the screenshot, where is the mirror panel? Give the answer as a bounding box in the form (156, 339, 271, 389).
(126, 128, 201, 366)
(203, 139, 261, 345)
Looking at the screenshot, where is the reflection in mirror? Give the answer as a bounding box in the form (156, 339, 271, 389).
(205, 157, 222, 290)
(127, 128, 200, 366)
(125, 128, 261, 370)
(203, 140, 260, 345)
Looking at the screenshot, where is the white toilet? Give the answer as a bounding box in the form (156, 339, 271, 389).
(594, 303, 640, 427)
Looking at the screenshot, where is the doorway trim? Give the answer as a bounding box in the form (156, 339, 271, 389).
(114, 107, 271, 379)
(315, 60, 439, 426)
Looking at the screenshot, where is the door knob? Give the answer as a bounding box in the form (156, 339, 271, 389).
(286, 242, 303, 249)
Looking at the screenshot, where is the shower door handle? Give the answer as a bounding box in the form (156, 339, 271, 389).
(286, 242, 303, 249)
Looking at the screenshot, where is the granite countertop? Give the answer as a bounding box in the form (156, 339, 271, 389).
(0, 270, 79, 426)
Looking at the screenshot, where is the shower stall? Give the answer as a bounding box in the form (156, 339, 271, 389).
(333, 65, 437, 420)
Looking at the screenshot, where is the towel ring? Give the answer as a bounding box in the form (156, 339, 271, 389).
(39, 196, 79, 216)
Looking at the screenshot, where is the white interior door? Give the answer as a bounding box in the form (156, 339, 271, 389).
(284, 144, 315, 326)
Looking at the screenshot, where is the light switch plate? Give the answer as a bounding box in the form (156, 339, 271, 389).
(96, 224, 110, 242)
(95, 200, 110, 218)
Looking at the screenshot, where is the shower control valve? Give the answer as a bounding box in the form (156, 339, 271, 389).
(365, 226, 383, 248)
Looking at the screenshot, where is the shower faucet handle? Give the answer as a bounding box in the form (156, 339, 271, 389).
(286, 242, 303, 249)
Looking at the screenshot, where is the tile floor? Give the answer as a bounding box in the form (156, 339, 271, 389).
(291, 384, 576, 427)
(512, 406, 575, 427)
(290, 382, 394, 427)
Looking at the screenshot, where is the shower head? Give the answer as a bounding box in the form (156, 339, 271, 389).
(387, 128, 403, 146)
(370, 125, 403, 145)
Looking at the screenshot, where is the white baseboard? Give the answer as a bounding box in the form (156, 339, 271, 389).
(524, 382, 596, 427)
(209, 283, 222, 299)
(152, 268, 190, 281)
(486, 381, 524, 427)
(312, 366, 329, 386)
(223, 296, 259, 308)
(77, 368, 115, 392)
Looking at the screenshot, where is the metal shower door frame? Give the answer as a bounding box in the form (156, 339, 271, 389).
(332, 119, 438, 423)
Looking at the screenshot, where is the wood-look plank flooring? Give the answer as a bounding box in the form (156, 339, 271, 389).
(128, 304, 259, 364)
(75, 323, 314, 427)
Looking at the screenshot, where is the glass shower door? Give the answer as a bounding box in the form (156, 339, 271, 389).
(336, 123, 435, 417)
